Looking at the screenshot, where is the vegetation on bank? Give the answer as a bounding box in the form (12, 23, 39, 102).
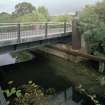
(0, 2, 73, 23)
(78, 0, 105, 57)
(12, 51, 34, 63)
(3, 81, 55, 105)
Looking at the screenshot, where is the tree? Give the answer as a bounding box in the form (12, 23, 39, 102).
(0, 12, 13, 23)
(0, 3, 50, 23)
(51, 15, 72, 22)
(78, 1, 105, 57)
(15, 10, 49, 23)
(15, 2, 35, 15)
(37, 6, 49, 19)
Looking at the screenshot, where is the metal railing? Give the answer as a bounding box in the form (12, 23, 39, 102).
(0, 22, 72, 45)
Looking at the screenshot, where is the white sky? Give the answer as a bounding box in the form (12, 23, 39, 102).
(0, 0, 101, 15)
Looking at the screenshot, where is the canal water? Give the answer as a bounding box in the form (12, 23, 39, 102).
(0, 53, 15, 66)
(0, 51, 104, 105)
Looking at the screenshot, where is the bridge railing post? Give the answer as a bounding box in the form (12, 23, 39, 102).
(99, 61, 105, 73)
(17, 23, 21, 43)
(64, 21, 66, 34)
(45, 23, 48, 38)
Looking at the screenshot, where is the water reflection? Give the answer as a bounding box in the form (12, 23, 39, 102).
(48, 87, 81, 105)
(0, 53, 82, 105)
(0, 51, 103, 105)
(0, 53, 15, 66)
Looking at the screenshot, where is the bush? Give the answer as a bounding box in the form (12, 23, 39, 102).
(78, 1, 105, 57)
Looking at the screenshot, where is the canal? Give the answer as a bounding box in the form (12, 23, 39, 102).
(0, 50, 105, 105)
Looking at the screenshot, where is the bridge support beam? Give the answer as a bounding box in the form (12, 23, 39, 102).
(99, 61, 105, 73)
(17, 24, 21, 43)
(45, 23, 48, 38)
(72, 19, 81, 50)
(64, 22, 66, 34)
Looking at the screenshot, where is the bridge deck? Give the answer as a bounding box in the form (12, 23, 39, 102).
(0, 22, 72, 53)
(0, 22, 71, 46)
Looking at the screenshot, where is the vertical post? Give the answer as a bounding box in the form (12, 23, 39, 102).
(45, 23, 48, 38)
(0, 87, 7, 105)
(64, 89, 67, 102)
(17, 23, 21, 43)
(72, 19, 81, 50)
(99, 61, 105, 73)
(64, 21, 66, 34)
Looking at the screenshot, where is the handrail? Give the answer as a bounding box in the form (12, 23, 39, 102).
(0, 22, 72, 25)
(0, 22, 71, 46)
(0, 25, 17, 28)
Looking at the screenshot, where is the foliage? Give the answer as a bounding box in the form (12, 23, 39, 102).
(6, 81, 55, 105)
(37, 6, 49, 20)
(11, 51, 33, 63)
(0, 2, 73, 23)
(15, 12, 36, 22)
(51, 15, 73, 22)
(33, 10, 49, 22)
(3, 81, 22, 98)
(3, 88, 22, 98)
(79, 87, 101, 105)
(14, 2, 35, 15)
(0, 3, 50, 23)
(0, 12, 13, 23)
(78, 1, 105, 56)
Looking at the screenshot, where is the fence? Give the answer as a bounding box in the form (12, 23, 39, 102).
(0, 22, 72, 44)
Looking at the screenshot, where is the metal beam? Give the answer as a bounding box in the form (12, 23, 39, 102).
(17, 24, 21, 43)
(64, 22, 66, 34)
(0, 32, 71, 54)
(45, 23, 48, 38)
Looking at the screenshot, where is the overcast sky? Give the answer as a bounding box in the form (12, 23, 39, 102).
(0, 0, 101, 15)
